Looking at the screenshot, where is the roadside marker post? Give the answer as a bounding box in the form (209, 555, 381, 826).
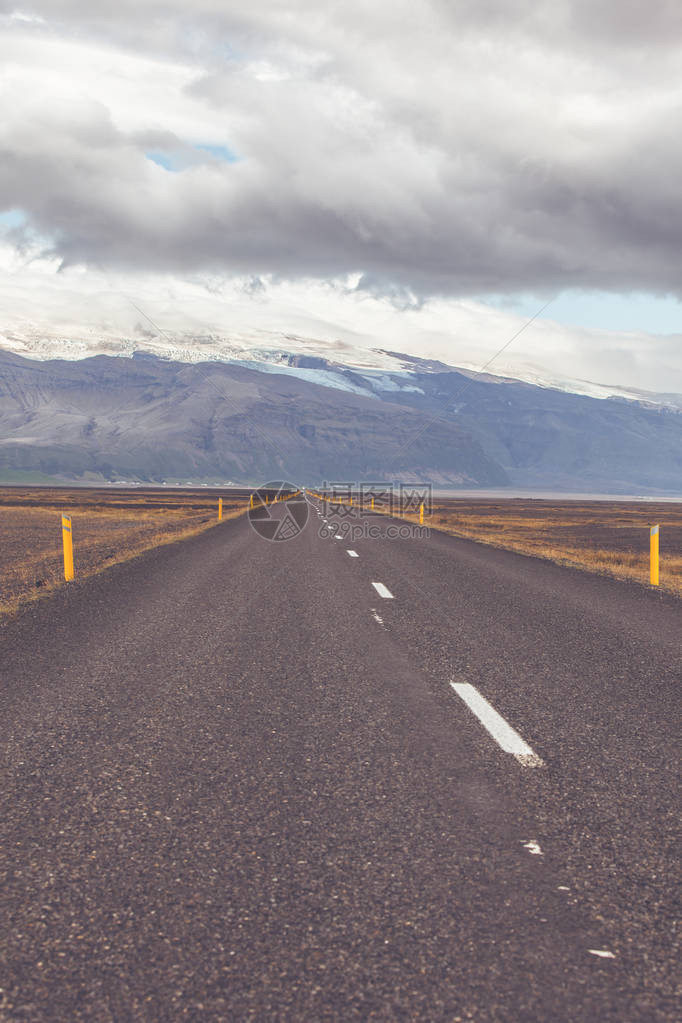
(218, 498, 223, 521)
(650, 525, 659, 586)
(371, 497, 374, 511)
(420, 502, 424, 525)
(61, 515, 74, 581)
(250, 494, 254, 509)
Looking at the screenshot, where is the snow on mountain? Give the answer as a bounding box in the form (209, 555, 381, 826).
(0, 326, 678, 409)
(0, 326, 426, 398)
(445, 360, 682, 410)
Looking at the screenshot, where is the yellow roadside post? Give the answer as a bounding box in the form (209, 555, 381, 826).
(650, 525, 660, 586)
(250, 494, 254, 509)
(350, 495, 353, 506)
(218, 497, 223, 521)
(420, 502, 424, 525)
(266, 495, 269, 505)
(61, 515, 74, 581)
(371, 497, 374, 511)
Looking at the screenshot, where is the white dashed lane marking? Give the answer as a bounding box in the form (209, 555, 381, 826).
(450, 682, 544, 767)
(372, 582, 394, 599)
(347, 550, 359, 558)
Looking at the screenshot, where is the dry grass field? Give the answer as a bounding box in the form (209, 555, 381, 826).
(3, 489, 680, 617)
(0, 487, 249, 617)
(394, 498, 682, 597)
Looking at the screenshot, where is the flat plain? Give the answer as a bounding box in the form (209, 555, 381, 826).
(379, 497, 682, 597)
(0, 487, 249, 616)
(2, 490, 680, 620)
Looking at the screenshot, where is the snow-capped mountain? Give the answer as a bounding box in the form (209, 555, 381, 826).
(1, 338, 680, 492)
(1, 326, 679, 411)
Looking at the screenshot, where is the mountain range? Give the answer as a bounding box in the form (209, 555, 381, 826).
(0, 335, 680, 493)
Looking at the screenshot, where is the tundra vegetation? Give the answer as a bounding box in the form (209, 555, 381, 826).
(0, 488, 249, 617)
(1, 489, 680, 618)
(391, 498, 682, 597)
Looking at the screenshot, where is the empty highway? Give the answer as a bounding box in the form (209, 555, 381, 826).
(1, 495, 680, 1021)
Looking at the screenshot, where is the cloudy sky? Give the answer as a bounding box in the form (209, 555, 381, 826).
(1, 1, 681, 391)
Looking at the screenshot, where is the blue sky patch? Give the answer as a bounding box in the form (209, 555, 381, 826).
(482, 291, 682, 336)
(146, 143, 237, 173)
(146, 151, 179, 171)
(0, 209, 26, 228)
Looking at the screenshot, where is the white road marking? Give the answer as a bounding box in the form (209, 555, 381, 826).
(588, 950, 616, 959)
(557, 885, 570, 891)
(450, 683, 545, 767)
(522, 840, 543, 856)
(347, 550, 359, 558)
(371, 608, 384, 625)
(372, 581, 394, 599)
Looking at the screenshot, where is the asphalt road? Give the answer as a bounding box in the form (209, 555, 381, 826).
(1, 495, 680, 1021)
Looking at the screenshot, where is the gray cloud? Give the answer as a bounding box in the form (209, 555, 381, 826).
(1, 1, 681, 299)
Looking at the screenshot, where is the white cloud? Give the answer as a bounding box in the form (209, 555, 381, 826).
(0, 1, 680, 389)
(0, 243, 679, 394)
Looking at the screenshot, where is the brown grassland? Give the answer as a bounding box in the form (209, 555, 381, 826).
(2, 489, 680, 618)
(392, 498, 682, 597)
(0, 487, 249, 618)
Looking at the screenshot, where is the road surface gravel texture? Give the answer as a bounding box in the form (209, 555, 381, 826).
(0, 497, 680, 1021)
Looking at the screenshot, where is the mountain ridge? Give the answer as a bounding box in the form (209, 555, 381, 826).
(0, 350, 506, 487)
(2, 328, 680, 411)
(1, 346, 680, 493)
